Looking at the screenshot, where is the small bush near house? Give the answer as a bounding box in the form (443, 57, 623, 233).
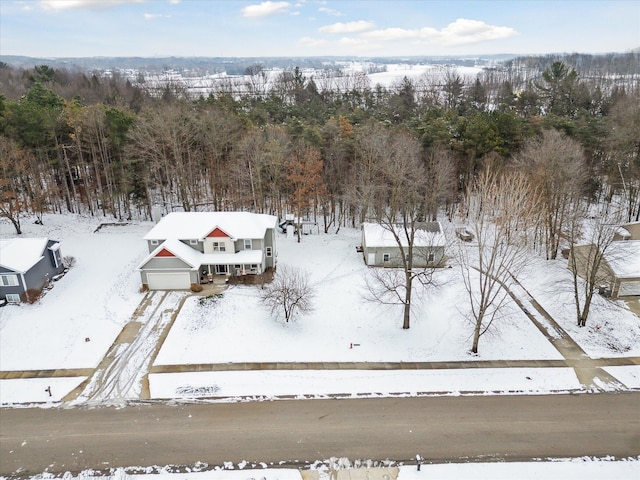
(63, 256, 76, 269)
(139, 284, 149, 293)
(23, 289, 42, 304)
(190, 283, 203, 293)
(198, 293, 223, 306)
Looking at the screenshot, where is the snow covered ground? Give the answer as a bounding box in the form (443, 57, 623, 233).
(7, 457, 639, 480)
(0, 216, 148, 371)
(1, 214, 639, 406)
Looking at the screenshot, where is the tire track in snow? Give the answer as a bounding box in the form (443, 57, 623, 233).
(71, 291, 188, 406)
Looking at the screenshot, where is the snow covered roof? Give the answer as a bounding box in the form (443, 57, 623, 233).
(362, 222, 446, 248)
(138, 238, 263, 270)
(615, 226, 631, 239)
(605, 240, 640, 279)
(0, 238, 49, 273)
(144, 212, 278, 241)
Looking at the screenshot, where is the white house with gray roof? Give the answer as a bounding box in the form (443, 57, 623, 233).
(361, 222, 446, 268)
(138, 212, 278, 290)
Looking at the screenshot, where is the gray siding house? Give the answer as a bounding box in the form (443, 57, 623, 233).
(571, 240, 640, 298)
(361, 222, 446, 268)
(138, 211, 278, 290)
(0, 238, 64, 303)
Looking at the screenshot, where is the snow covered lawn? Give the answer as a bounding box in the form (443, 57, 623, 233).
(149, 368, 582, 400)
(2, 215, 639, 405)
(154, 230, 563, 366)
(520, 259, 640, 358)
(0, 376, 87, 404)
(0, 215, 150, 371)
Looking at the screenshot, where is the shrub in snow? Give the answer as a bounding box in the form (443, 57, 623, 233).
(63, 256, 76, 269)
(260, 265, 315, 322)
(24, 289, 42, 304)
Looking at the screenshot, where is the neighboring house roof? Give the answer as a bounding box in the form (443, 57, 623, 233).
(605, 240, 640, 279)
(0, 238, 49, 273)
(138, 238, 263, 270)
(363, 222, 446, 248)
(615, 226, 632, 239)
(144, 212, 278, 241)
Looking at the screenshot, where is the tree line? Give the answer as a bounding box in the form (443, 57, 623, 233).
(0, 56, 638, 237)
(1, 56, 639, 343)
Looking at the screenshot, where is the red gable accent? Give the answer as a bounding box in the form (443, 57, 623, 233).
(207, 227, 229, 238)
(156, 248, 175, 257)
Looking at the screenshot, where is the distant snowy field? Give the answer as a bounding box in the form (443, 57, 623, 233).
(1, 214, 639, 405)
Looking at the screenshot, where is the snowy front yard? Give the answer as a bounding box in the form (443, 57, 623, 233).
(1, 214, 639, 405)
(0, 215, 149, 371)
(154, 229, 563, 366)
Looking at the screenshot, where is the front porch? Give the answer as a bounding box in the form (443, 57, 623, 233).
(198, 262, 263, 284)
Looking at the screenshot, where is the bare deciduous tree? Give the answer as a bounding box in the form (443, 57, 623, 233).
(567, 201, 625, 327)
(364, 131, 447, 330)
(516, 129, 587, 260)
(0, 136, 34, 234)
(287, 145, 327, 243)
(261, 265, 315, 323)
(458, 166, 539, 354)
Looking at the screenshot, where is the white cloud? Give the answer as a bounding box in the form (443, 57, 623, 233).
(241, 1, 291, 18)
(318, 6, 342, 16)
(319, 20, 375, 34)
(39, 0, 143, 10)
(436, 18, 517, 45)
(363, 18, 517, 46)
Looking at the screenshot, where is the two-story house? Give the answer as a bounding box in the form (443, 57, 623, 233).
(138, 211, 278, 290)
(0, 237, 64, 303)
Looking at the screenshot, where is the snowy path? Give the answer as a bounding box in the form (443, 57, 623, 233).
(70, 291, 189, 406)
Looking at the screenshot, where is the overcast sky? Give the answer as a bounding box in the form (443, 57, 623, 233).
(1, 0, 638, 58)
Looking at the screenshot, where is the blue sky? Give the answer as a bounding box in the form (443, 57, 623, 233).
(1, 0, 638, 58)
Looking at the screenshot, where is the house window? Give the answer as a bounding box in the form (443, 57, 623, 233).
(213, 242, 226, 252)
(5, 294, 20, 303)
(266, 246, 272, 257)
(244, 239, 252, 250)
(383, 253, 390, 262)
(428, 253, 435, 262)
(150, 239, 159, 246)
(0, 275, 18, 287)
(189, 239, 198, 246)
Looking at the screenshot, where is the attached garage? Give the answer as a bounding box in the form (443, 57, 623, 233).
(147, 272, 191, 290)
(618, 280, 640, 297)
(605, 240, 640, 299)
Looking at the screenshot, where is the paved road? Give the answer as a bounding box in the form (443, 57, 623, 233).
(2, 393, 639, 476)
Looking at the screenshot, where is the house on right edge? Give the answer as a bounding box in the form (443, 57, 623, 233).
(571, 220, 640, 299)
(360, 221, 446, 268)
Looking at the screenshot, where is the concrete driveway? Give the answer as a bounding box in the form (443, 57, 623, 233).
(622, 296, 640, 317)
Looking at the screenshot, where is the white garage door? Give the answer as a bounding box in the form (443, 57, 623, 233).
(619, 280, 640, 297)
(147, 272, 191, 290)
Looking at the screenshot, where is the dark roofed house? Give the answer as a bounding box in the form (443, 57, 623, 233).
(0, 238, 64, 303)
